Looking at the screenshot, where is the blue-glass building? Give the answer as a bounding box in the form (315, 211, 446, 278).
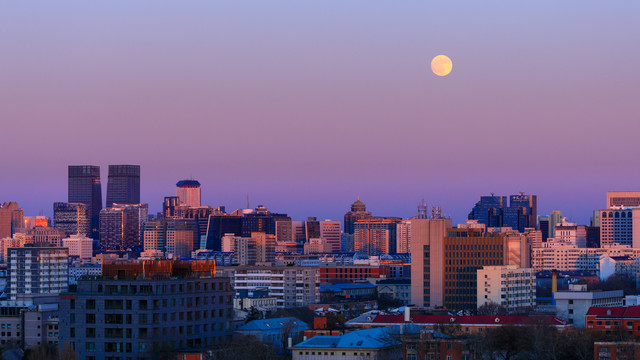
(468, 194, 537, 232)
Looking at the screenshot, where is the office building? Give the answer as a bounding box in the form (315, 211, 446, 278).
(143, 218, 166, 253)
(240, 205, 289, 237)
(354, 218, 398, 256)
(410, 217, 452, 308)
(538, 216, 550, 242)
(176, 180, 201, 207)
(58, 260, 233, 359)
(106, 165, 141, 207)
(166, 219, 199, 258)
(20, 227, 65, 247)
(99, 204, 149, 251)
(204, 215, 242, 251)
(607, 191, 640, 208)
(53, 202, 91, 238)
(22, 215, 48, 229)
(68, 165, 102, 239)
(467, 194, 537, 232)
(63, 234, 94, 261)
(477, 265, 535, 313)
(548, 210, 563, 239)
(0, 202, 24, 239)
(343, 197, 373, 235)
(7, 246, 69, 300)
(554, 218, 587, 247)
(600, 207, 640, 247)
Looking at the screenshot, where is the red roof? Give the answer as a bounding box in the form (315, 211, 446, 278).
(587, 306, 640, 318)
(371, 314, 568, 326)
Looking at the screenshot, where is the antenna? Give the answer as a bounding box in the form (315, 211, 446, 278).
(246, 194, 250, 210)
(417, 197, 428, 219)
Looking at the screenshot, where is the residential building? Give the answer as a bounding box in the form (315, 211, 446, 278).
(396, 220, 411, 254)
(531, 242, 640, 272)
(63, 234, 94, 262)
(477, 266, 535, 313)
(106, 165, 140, 207)
(319, 263, 391, 284)
(53, 202, 90, 238)
(143, 217, 166, 253)
(58, 260, 233, 359)
(7, 246, 69, 300)
(0, 296, 60, 349)
(554, 218, 587, 248)
(354, 218, 398, 256)
(403, 329, 476, 360)
(166, 219, 199, 258)
(554, 284, 624, 327)
(304, 238, 332, 254)
(593, 342, 640, 360)
(0, 233, 32, 264)
(68, 165, 102, 239)
(218, 266, 320, 308)
(599, 254, 640, 281)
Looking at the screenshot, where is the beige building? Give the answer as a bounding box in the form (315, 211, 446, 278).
(396, 219, 411, 254)
(304, 238, 332, 254)
(607, 191, 640, 208)
(62, 234, 94, 261)
(477, 265, 536, 313)
(410, 218, 451, 308)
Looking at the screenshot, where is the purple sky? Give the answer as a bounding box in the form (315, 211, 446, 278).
(2, 1, 639, 224)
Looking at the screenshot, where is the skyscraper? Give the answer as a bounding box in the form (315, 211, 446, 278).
(106, 164, 140, 207)
(53, 202, 90, 237)
(68, 165, 102, 239)
(468, 194, 537, 232)
(176, 179, 201, 207)
(0, 202, 24, 239)
(99, 203, 148, 251)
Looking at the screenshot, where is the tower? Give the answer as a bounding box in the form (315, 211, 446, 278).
(68, 165, 102, 239)
(175, 180, 201, 207)
(106, 165, 140, 207)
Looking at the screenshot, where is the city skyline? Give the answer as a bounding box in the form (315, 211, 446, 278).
(3, 1, 639, 224)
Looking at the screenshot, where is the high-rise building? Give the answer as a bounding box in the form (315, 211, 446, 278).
(607, 191, 640, 208)
(166, 219, 199, 258)
(354, 218, 398, 256)
(396, 220, 412, 254)
(599, 207, 640, 247)
(176, 179, 201, 207)
(0, 202, 24, 239)
(319, 220, 341, 253)
(53, 202, 91, 237)
(68, 165, 102, 239)
(106, 165, 140, 207)
(143, 217, 166, 253)
(538, 216, 550, 242)
(468, 194, 537, 232)
(554, 218, 587, 248)
(204, 215, 242, 251)
(59, 260, 233, 359)
(343, 197, 373, 235)
(240, 205, 289, 237)
(7, 246, 69, 300)
(410, 218, 452, 308)
(99, 204, 148, 251)
(411, 219, 519, 311)
(548, 210, 563, 239)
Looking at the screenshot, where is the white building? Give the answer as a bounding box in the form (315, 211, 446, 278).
(7, 246, 69, 300)
(599, 207, 640, 247)
(68, 262, 102, 284)
(62, 234, 93, 262)
(599, 254, 640, 281)
(218, 266, 320, 308)
(477, 265, 536, 313)
(554, 284, 624, 327)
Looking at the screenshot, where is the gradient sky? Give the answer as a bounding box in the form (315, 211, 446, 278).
(1, 1, 639, 224)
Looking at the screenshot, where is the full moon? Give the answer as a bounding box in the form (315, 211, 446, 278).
(431, 55, 452, 76)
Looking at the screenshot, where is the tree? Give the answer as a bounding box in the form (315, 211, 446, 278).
(60, 341, 78, 360)
(146, 341, 177, 360)
(476, 302, 508, 316)
(207, 335, 282, 360)
(22, 343, 58, 360)
(246, 306, 264, 323)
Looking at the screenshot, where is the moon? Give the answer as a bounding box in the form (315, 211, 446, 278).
(431, 55, 452, 76)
